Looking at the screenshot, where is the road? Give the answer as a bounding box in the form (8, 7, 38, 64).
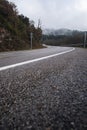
(0, 46, 74, 68)
(0, 46, 87, 130)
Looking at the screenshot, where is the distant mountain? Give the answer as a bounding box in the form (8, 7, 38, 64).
(43, 28, 73, 36)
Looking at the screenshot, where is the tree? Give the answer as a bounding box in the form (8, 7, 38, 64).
(0, 0, 42, 51)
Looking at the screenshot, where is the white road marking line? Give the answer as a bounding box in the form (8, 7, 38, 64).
(0, 48, 75, 71)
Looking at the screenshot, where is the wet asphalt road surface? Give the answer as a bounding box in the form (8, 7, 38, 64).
(0, 47, 87, 130)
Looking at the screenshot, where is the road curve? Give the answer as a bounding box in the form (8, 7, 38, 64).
(0, 47, 75, 71)
(0, 46, 74, 68)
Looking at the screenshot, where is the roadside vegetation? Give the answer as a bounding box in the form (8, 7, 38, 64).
(0, 0, 42, 51)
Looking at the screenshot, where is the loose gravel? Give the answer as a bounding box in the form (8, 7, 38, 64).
(0, 48, 87, 130)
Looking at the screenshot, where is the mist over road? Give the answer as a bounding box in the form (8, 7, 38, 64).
(0, 47, 87, 130)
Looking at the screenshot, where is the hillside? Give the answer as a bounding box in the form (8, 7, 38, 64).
(0, 0, 42, 51)
(43, 28, 73, 36)
(43, 29, 86, 47)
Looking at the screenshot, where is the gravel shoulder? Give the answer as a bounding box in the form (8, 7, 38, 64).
(0, 48, 87, 130)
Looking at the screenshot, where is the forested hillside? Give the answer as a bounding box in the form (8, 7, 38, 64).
(43, 30, 86, 47)
(0, 0, 42, 51)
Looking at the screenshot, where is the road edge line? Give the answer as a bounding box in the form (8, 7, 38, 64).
(0, 48, 75, 71)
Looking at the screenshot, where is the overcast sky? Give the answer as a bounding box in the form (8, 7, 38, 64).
(8, 0, 87, 31)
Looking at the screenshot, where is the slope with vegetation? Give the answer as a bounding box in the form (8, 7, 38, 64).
(0, 0, 42, 51)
